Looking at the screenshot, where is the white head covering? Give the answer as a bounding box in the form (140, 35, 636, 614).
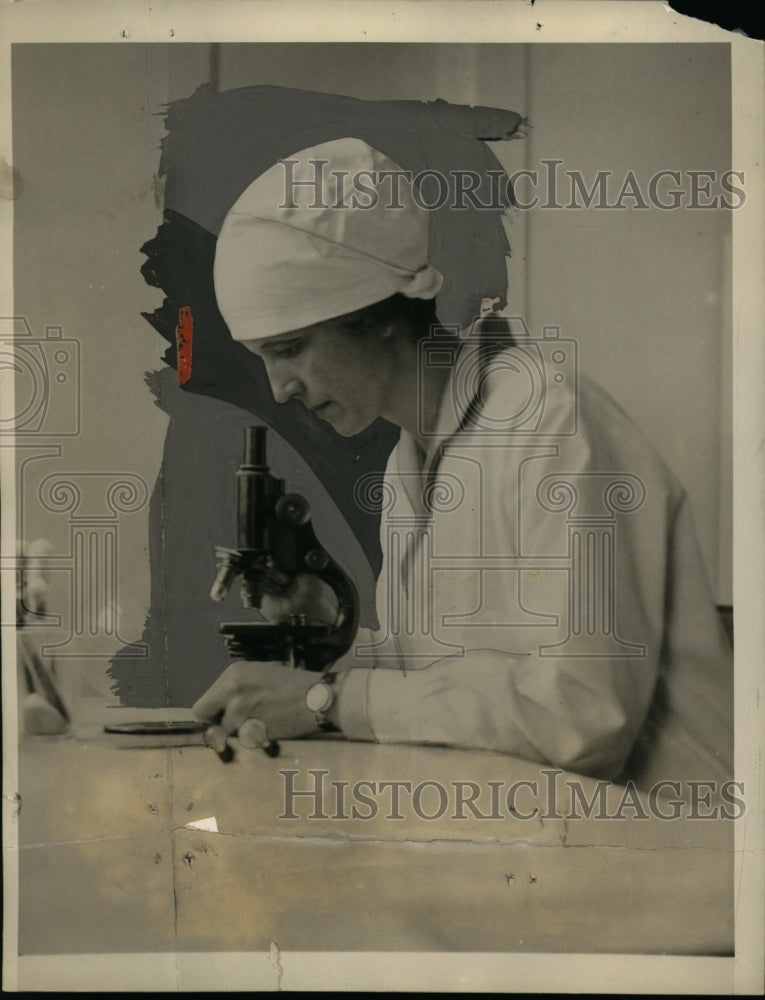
(213, 137, 443, 342)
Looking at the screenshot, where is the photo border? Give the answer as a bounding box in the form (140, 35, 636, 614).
(1, 2, 762, 993)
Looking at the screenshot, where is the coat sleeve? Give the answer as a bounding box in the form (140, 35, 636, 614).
(336, 648, 659, 779)
(333, 392, 680, 780)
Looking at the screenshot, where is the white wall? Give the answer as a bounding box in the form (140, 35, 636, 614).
(520, 44, 731, 602)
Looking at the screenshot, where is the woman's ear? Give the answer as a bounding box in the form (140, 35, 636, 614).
(378, 311, 412, 342)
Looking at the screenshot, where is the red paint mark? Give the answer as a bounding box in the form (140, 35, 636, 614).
(176, 306, 193, 385)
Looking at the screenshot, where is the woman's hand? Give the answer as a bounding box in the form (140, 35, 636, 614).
(259, 570, 338, 626)
(191, 660, 320, 742)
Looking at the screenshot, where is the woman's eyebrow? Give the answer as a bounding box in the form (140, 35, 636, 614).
(243, 336, 298, 357)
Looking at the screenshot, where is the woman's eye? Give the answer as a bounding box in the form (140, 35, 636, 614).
(273, 341, 301, 359)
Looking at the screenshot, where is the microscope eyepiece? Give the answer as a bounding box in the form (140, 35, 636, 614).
(243, 426, 267, 468)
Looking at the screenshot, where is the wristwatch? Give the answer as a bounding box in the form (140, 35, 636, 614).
(305, 671, 339, 732)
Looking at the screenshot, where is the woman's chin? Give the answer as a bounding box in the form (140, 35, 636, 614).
(326, 408, 372, 437)
(332, 417, 359, 437)
(310, 400, 377, 437)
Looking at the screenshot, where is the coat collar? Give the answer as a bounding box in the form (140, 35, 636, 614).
(393, 326, 488, 513)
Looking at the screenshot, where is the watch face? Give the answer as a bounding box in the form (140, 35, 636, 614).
(306, 681, 332, 714)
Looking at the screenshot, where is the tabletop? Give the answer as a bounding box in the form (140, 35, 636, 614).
(15, 714, 734, 959)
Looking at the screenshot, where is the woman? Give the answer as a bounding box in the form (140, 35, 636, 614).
(193, 136, 732, 790)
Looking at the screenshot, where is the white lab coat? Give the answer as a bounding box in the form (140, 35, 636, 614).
(335, 335, 733, 787)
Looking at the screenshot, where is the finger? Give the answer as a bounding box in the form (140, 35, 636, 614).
(202, 724, 228, 754)
(202, 724, 234, 763)
(238, 717, 270, 749)
(238, 718, 280, 757)
(192, 671, 237, 721)
(261, 567, 290, 592)
(220, 694, 253, 736)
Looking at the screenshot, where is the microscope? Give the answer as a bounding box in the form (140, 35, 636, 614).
(210, 426, 360, 672)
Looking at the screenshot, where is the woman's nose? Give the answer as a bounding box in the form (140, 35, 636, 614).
(268, 366, 303, 405)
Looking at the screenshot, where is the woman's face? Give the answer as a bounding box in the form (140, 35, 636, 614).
(241, 317, 402, 437)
